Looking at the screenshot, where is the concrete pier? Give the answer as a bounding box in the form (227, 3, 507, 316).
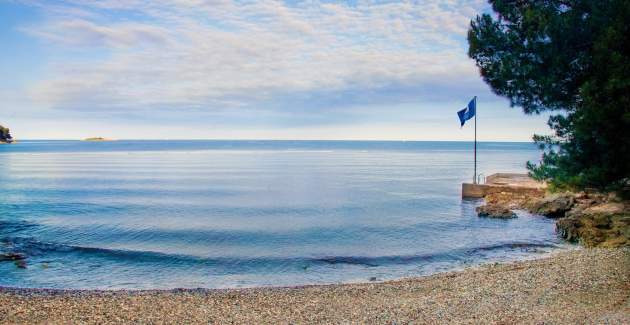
(462, 183, 489, 198)
(462, 173, 546, 198)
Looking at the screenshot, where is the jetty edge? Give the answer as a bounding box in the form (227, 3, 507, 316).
(462, 173, 546, 199)
(466, 173, 630, 247)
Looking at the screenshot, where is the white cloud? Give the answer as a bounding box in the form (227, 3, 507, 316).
(25, 19, 171, 48)
(21, 0, 487, 111)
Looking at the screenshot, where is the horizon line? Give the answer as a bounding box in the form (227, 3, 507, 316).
(11, 138, 536, 143)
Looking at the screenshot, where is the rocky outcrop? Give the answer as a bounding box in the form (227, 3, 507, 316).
(475, 187, 545, 220)
(0, 252, 27, 268)
(476, 188, 629, 247)
(557, 213, 630, 247)
(526, 193, 575, 218)
(555, 196, 630, 247)
(0, 252, 25, 262)
(0, 125, 13, 143)
(476, 204, 517, 219)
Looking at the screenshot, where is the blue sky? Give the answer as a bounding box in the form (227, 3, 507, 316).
(0, 0, 550, 140)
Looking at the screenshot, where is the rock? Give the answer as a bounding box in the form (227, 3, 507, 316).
(583, 202, 625, 215)
(557, 213, 630, 247)
(14, 260, 27, 269)
(565, 204, 585, 218)
(0, 252, 26, 262)
(557, 216, 605, 246)
(591, 214, 612, 229)
(484, 191, 544, 210)
(556, 217, 582, 243)
(480, 186, 629, 247)
(476, 204, 517, 219)
(528, 193, 575, 218)
(607, 192, 622, 203)
(574, 192, 589, 200)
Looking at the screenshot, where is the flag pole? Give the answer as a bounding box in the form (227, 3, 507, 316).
(474, 96, 477, 184)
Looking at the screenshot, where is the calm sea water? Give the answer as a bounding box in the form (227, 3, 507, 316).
(0, 140, 564, 289)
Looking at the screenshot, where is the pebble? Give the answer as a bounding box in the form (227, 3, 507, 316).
(0, 248, 628, 324)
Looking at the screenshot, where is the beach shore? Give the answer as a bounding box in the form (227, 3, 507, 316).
(1, 248, 628, 324)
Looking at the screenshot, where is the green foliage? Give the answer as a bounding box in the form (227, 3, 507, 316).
(0, 125, 13, 142)
(468, 0, 630, 192)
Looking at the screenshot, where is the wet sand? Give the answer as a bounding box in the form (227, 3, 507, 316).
(1, 248, 628, 324)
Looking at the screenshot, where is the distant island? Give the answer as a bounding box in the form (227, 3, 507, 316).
(0, 125, 13, 143)
(83, 137, 114, 141)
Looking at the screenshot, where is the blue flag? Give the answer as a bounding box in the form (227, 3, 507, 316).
(457, 97, 476, 127)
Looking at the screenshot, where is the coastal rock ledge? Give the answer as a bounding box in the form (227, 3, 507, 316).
(526, 192, 575, 218)
(476, 204, 517, 219)
(479, 189, 630, 247)
(556, 199, 630, 247)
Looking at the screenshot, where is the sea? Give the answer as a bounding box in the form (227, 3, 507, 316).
(0, 140, 567, 289)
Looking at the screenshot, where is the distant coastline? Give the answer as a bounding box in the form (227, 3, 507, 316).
(83, 137, 115, 142)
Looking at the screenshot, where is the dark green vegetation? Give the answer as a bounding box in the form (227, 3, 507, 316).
(468, 0, 630, 193)
(0, 125, 13, 143)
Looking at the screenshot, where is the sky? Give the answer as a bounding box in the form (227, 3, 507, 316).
(0, 0, 551, 141)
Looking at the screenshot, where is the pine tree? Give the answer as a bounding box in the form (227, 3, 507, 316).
(468, 0, 630, 192)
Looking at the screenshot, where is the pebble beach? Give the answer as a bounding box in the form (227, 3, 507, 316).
(1, 248, 628, 324)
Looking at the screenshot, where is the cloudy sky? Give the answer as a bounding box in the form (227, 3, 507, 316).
(1, 0, 549, 140)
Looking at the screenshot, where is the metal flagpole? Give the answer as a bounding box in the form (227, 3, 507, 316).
(474, 96, 477, 184)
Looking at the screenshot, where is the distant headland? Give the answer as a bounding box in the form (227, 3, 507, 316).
(0, 125, 13, 143)
(83, 137, 115, 142)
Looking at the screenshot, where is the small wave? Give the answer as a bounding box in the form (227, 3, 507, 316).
(0, 202, 125, 218)
(2, 236, 558, 269)
(0, 219, 38, 234)
(313, 242, 556, 267)
(467, 242, 553, 254)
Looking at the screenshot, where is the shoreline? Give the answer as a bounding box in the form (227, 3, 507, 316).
(2, 248, 628, 324)
(0, 244, 577, 293)
(0, 240, 573, 291)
